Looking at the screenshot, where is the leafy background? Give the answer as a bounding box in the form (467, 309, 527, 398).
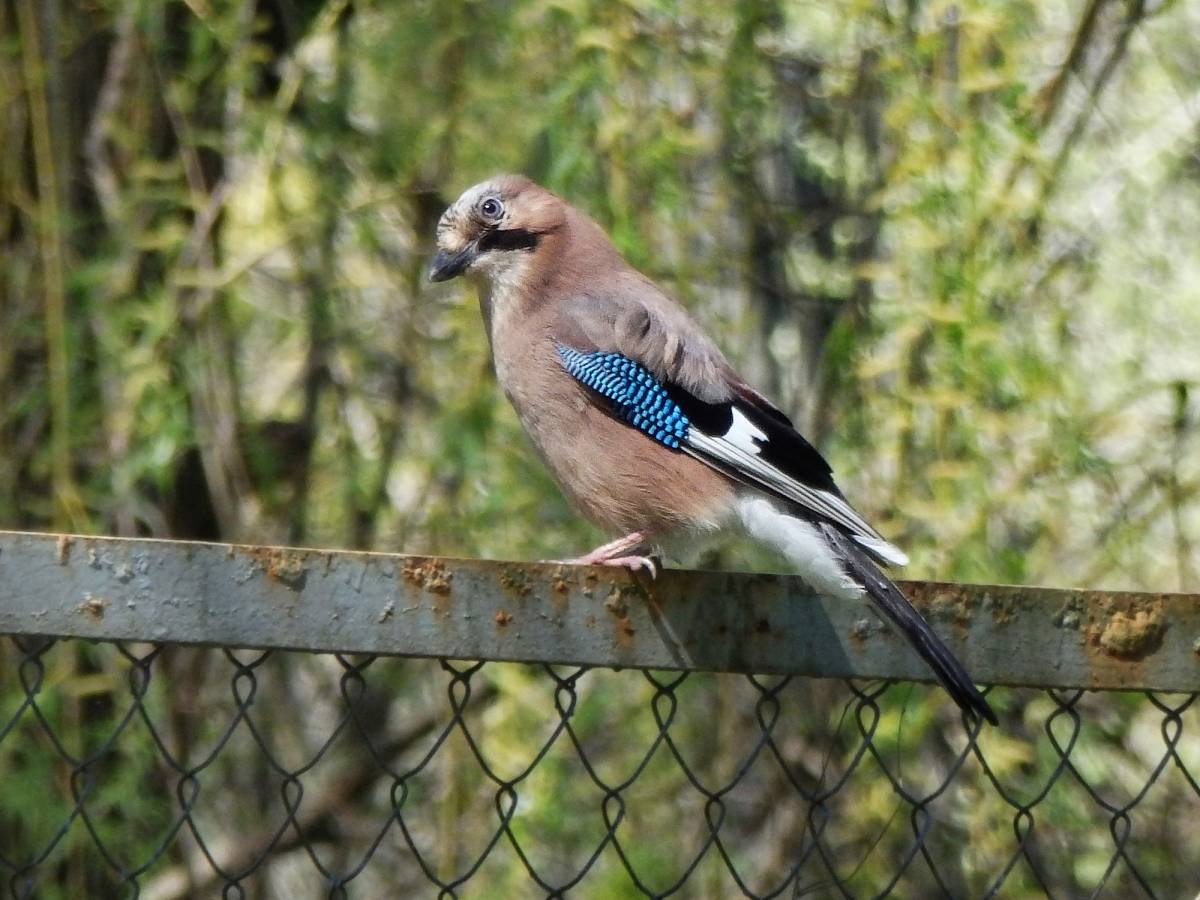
(1, 0, 1198, 897)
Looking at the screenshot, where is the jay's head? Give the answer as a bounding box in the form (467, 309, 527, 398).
(429, 175, 565, 284)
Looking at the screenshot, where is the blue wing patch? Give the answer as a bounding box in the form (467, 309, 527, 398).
(555, 344, 690, 449)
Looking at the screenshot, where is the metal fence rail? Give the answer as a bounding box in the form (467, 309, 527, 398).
(0, 531, 1198, 899)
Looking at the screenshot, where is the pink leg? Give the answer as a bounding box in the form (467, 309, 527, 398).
(559, 531, 658, 578)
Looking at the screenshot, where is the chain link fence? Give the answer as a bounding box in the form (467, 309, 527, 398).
(1, 532, 1198, 898)
(2, 638, 1198, 899)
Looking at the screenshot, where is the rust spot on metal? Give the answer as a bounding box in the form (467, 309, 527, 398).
(603, 588, 628, 618)
(55, 534, 72, 565)
(905, 582, 975, 632)
(599, 585, 637, 647)
(1098, 608, 1166, 660)
(547, 566, 571, 597)
(494, 609, 513, 627)
(581, 571, 599, 597)
(80, 593, 109, 618)
(985, 591, 1019, 625)
(401, 559, 452, 595)
(246, 547, 308, 590)
(499, 568, 533, 597)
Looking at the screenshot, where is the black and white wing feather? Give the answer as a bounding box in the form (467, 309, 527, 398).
(671, 387, 910, 567)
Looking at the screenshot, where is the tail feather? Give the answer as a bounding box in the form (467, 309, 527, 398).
(820, 524, 998, 726)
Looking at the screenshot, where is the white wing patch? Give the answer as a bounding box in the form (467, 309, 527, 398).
(726, 408, 767, 455)
(684, 423, 908, 568)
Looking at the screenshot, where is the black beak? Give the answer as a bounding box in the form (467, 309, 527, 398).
(428, 245, 476, 283)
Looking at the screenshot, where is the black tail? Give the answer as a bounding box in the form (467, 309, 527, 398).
(820, 524, 998, 726)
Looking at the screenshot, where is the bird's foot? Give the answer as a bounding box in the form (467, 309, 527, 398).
(550, 531, 657, 578)
(591, 554, 658, 578)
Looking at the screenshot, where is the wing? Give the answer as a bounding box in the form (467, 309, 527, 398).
(553, 292, 908, 567)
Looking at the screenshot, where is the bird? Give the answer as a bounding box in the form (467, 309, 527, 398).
(428, 174, 997, 726)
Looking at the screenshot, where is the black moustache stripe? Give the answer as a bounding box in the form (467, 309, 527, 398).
(478, 227, 540, 253)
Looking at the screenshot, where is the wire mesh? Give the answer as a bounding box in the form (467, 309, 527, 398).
(0, 635, 1197, 899)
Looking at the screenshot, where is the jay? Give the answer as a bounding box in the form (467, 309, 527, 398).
(429, 175, 996, 725)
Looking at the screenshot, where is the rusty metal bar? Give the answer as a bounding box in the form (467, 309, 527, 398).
(0, 530, 1196, 691)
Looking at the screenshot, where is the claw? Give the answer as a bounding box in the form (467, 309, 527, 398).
(554, 531, 659, 579)
(598, 555, 657, 579)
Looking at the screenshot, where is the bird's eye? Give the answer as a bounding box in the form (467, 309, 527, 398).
(480, 198, 504, 220)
